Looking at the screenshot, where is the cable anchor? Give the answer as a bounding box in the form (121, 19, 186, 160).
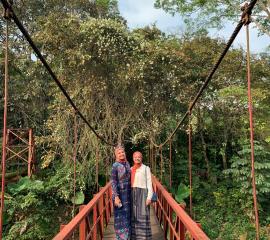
(241, 2, 251, 25)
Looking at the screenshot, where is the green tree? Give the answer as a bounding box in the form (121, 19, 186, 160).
(155, 0, 270, 37)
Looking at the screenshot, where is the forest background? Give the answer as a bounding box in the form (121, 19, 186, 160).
(0, 0, 269, 239)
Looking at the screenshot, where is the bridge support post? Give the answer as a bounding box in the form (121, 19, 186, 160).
(109, 186, 113, 217)
(105, 190, 109, 225)
(169, 194, 173, 240)
(99, 188, 104, 237)
(179, 204, 186, 240)
(79, 205, 86, 240)
(93, 198, 97, 240)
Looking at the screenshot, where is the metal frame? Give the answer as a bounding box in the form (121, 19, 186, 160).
(5, 128, 35, 177)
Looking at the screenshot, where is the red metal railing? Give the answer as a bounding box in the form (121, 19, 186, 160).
(53, 182, 113, 240)
(152, 175, 209, 240)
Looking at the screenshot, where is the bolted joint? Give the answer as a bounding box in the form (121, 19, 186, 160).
(241, 2, 251, 26)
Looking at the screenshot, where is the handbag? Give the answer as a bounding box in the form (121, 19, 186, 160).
(145, 166, 157, 203)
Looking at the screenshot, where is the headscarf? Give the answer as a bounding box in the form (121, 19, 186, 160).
(114, 145, 126, 163)
(131, 151, 142, 187)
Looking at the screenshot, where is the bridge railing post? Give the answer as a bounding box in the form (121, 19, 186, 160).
(179, 204, 186, 240)
(92, 195, 97, 240)
(79, 205, 86, 240)
(98, 187, 104, 237)
(109, 185, 113, 217)
(105, 189, 109, 225)
(169, 194, 173, 240)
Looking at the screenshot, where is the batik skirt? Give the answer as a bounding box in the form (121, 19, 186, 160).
(131, 187, 152, 240)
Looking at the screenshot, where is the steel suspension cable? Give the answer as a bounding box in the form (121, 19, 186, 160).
(149, 0, 258, 148)
(160, 147, 163, 182)
(96, 147, 99, 191)
(0, 0, 114, 146)
(188, 109, 193, 217)
(154, 148, 157, 176)
(169, 139, 172, 188)
(72, 113, 78, 218)
(0, 15, 9, 240)
(243, 5, 260, 238)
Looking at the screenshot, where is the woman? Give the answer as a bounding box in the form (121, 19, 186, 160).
(131, 151, 153, 240)
(111, 145, 131, 240)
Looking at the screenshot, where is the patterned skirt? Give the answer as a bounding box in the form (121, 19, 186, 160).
(114, 184, 131, 240)
(131, 187, 152, 240)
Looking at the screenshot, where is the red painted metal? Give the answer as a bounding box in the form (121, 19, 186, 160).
(154, 147, 157, 176)
(72, 114, 77, 217)
(60, 225, 66, 231)
(53, 182, 113, 240)
(99, 187, 104, 236)
(245, 23, 260, 240)
(28, 129, 34, 177)
(96, 148, 99, 191)
(5, 129, 35, 177)
(152, 175, 209, 240)
(160, 147, 163, 182)
(93, 201, 97, 239)
(79, 205, 86, 240)
(169, 139, 172, 188)
(188, 110, 193, 217)
(0, 19, 9, 240)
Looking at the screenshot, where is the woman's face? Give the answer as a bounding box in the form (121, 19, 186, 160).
(133, 152, 142, 164)
(115, 148, 126, 161)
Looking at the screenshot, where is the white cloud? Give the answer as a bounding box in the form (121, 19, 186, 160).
(118, 0, 269, 53)
(118, 0, 184, 33)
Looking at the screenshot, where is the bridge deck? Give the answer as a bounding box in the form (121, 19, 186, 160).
(104, 207, 164, 239)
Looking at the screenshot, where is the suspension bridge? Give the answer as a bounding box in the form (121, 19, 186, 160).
(0, 0, 262, 239)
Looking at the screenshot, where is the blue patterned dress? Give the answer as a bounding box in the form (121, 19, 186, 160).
(111, 161, 131, 240)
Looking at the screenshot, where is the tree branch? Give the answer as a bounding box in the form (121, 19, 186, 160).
(251, 17, 270, 37)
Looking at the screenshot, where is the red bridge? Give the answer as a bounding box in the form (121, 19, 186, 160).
(0, 0, 261, 239)
(53, 176, 209, 240)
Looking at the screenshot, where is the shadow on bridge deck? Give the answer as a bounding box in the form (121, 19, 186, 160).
(104, 207, 164, 239)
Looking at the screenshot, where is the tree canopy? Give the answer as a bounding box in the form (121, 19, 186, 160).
(155, 0, 270, 37)
(0, 1, 270, 239)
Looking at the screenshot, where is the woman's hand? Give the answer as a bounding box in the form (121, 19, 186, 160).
(114, 196, 122, 207)
(146, 199, 151, 206)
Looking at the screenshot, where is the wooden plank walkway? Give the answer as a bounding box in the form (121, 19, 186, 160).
(104, 207, 164, 239)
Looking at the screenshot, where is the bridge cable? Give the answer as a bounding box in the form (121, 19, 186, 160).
(149, 0, 258, 148)
(154, 148, 157, 176)
(160, 147, 163, 182)
(96, 147, 99, 191)
(242, 3, 260, 239)
(72, 112, 78, 219)
(169, 139, 172, 188)
(0, 9, 11, 240)
(188, 108, 193, 218)
(0, 0, 115, 147)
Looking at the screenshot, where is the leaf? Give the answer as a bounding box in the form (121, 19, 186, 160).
(175, 184, 190, 204)
(71, 191, 85, 205)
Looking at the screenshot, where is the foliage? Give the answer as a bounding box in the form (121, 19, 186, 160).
(0, 1, 269, 239)
(224, 142, 270, 198)
(4, 177, 62, 239)
(172, 183, 190, 204)
(154, 0, 270, 37)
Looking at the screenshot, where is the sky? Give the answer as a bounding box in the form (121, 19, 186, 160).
(118, 0, 270, 53)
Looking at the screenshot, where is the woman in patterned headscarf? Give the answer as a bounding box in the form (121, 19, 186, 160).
(131, 151, 153, 239)
(111, 145, 131, 240)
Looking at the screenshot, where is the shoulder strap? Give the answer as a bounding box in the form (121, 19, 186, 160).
(145, 165, 147, 189)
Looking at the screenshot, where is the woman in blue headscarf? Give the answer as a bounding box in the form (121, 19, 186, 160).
(111, 145, 131, 240)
